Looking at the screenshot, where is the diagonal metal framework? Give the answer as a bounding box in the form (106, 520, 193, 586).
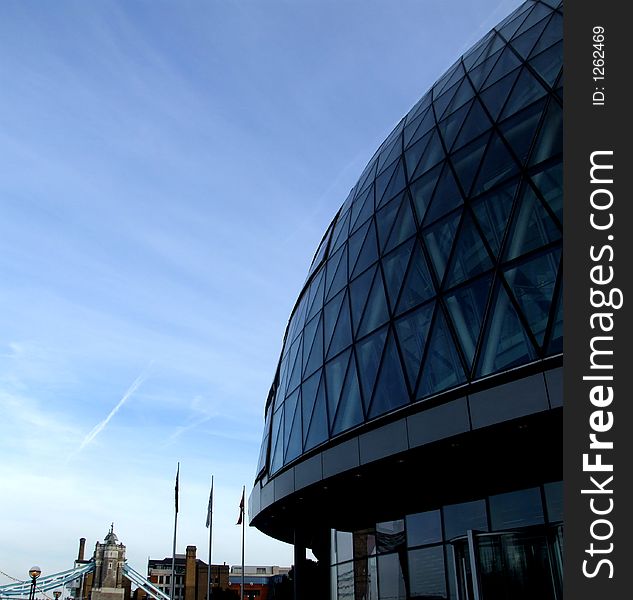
(0, 563, 95, 598)
(121, 564, 169, 600)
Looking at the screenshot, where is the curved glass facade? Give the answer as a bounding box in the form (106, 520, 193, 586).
(256, 0, 563, 481)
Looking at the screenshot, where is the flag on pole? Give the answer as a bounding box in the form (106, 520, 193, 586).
(236, 488, 245, 525)
(175, 463, 180, 514)
(206, 476, 214, 528)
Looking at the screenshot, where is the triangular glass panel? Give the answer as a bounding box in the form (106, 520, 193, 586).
(405, 129, 434, 176)
(384, 194, 416, 253)
(325, 244, 348, 302)
(325, 348, 352, 430)
(433, 80, 461, 122)
(438, 76, 475, 121)
(503, 182, 561, 261)
(411, 131, 446, 180)
(304, 372, 329, 451)
(355, 325, 389, 411)
(377, 131, 403, 174)
(468, 48, 503, 91)
(325, 245, 346, 300)
(422, 164, 463, 226)
(529, 100, 562, 167)
(323, 290, 346, 357)
(350, 185, 375, 234)
(348, 219, 371, 275)
(376, 193, 405, 253)
(304, 314, 325, 377)
(284, 388, 301, 463)
(288, 292, 308, 342)
(368, 329, 409, 419)
(451, 98, 493, 151)
(437, 99, 472, 152)
(481, 46, 522, 90)
(351, 219, 379, 278)
(327, 290, 353, 360)
(422, 210, 461, 286)
(377, 159, 406, 208)
(498, 98, 547, 166)
(405, 106, 436, 149)
(305, 268, 325, 322)
(494, 0, 534, 34)
(357, 266, 390, 338)
(416, 307, 467, 399)
(530, 162, 562, 225)
(510, 15, 551, 59)
(512, 3, 552, 39)
(546, 279, 562, 356)
(355, 160, 377, 200)
(409, 163, 443, 224)
(394, 301, 435, 390)
(349, 265, 376, 334)
(277, 357, 290, 405)
(374, 159, 400, 207)
(407, 91, 432, 124)
(329, 208, 351, 255)
(529, 41, 562, 88)
(529, 13, 563, 58)
(500, 67, 548, 120)
(445, 211, 494, 288)
(444, 273, 493, 372)
(302, 313, 321, 373)
(269, 405, 284, 474)
(479, 68, 521, 122)
(471, 178, 519, 258)
(435, 60, 465, 97)
(471, 131, 519, 196)
(381, 238, 415, 311)
(283, 336, 301, 394)
(504, 247, 561, 348)
(497, 5, 533, 41)
(286, 335, 304, 395)
(331, 353, 365, 435)
(301, 369, 321, 437)
(463, 30, 495, 71)
(472, 32, 506, 69)
(450, 132, 490, 197)
(396, 240, 437, 314)
(476, 280, 537, 377)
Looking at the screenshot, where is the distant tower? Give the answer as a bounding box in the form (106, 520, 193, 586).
(91, 524, 127, 600)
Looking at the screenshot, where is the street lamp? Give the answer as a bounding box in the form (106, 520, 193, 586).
(28, 567, 41, 600)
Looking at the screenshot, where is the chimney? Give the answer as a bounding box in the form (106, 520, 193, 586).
(78, 538, 86, 561)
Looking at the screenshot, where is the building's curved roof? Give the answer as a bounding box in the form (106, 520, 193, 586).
(256, 0, 562, 481)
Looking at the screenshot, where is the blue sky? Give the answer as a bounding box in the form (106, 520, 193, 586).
(0, 0, 522, 584)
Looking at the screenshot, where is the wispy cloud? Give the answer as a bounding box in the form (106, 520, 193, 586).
(72, 362, 153, 456)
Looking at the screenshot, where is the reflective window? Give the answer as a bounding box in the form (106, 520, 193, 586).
(377, 553, 407, 600)
(489, 487, 545, 530)
(408, 546, 447, 599)
(544, 481, 563, 523)
(406, 510, 442, 547)
(443, 499, 488, 540)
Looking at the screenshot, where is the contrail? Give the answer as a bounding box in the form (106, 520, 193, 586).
(75, 363, 153, 454)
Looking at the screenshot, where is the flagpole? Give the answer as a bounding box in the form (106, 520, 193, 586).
(241, 485, 245, 600)
(171, 463, 180, 600)
(206, 476, 214, 600)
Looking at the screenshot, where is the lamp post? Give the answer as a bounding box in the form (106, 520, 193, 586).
(28, 566, 41, 600)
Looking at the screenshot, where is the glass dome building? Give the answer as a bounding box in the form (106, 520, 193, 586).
(250, 1, 563, 599)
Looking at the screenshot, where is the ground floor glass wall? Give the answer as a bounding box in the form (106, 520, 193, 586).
(330, 481, 562, 600)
